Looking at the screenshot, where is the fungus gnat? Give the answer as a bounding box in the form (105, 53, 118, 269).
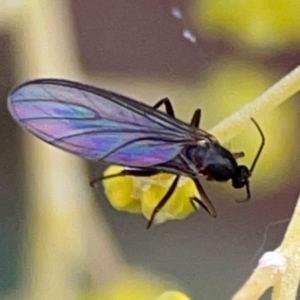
(8, 79, 265, 228)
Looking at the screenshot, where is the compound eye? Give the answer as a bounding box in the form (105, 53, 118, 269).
(232, 165, 250, 189)
(232, 179, 245, 189)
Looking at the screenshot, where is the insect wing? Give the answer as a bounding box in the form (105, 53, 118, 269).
(8, 79, 204, 167)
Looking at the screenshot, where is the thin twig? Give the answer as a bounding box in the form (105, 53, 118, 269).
(210, 64, 300, 142)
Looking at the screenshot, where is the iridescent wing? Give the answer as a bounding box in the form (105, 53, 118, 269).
(8, 79, 212, 167)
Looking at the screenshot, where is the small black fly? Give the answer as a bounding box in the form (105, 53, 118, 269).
(8, 79, 265, 228)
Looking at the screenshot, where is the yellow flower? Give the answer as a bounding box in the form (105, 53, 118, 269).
(140, 173, 200, 224)
(102, 166, 142, 213)
(103, 166, 201, 225)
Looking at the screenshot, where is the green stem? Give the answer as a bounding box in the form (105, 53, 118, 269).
(210, 64, 300, 142)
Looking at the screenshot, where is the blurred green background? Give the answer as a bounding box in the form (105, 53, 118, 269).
(1, 0, 300, 299)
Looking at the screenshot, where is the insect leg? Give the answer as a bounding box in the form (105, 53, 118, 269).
(91, 169, 159, 187)
(190, 198, 199, 211)
(147, 175, 180, 229)
(179, 153, 217, 218)
(192, 178, 217, 218)
(153, 97, 175, 117)
(190, 196, 211, 215)
(190, 109, 202, 127)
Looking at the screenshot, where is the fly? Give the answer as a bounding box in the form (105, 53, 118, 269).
(7, 79, 265, 228)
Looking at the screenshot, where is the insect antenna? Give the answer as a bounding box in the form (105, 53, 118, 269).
(249, 118, 265, 174)
(236, 118, 265, 203)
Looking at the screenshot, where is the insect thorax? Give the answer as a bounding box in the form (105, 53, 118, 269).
(185, 143, 238, 182)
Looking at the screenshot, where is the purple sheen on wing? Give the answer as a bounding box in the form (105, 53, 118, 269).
(23, 118, 181, 164)
(7, 80, 193, 166)
(106, 140, 180, 166)
(11, 84, 165, 128)
(23, 118, 153, 140)
(55, 134, 124, 160)
(59, 134, 180, 166)
(23, 119, 99, 141)
(24, 119, 112, 140)
(12, 84, 88, 103)
(81, 91, 152, 126)
(11, 101, 97, 120)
